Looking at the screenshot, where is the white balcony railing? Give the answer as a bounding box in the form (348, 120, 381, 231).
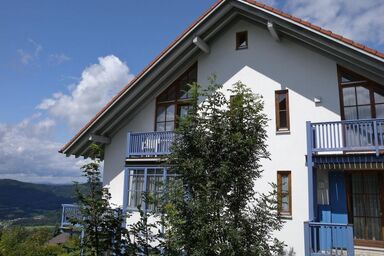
(127, 131, 175, 158)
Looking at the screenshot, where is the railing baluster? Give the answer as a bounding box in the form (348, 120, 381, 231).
(127, 131, 175, 157)
(305, 222, 354, 256)
(373, 120, 379, 156)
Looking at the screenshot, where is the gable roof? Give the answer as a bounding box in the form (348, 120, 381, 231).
(60, 0, 384, 157)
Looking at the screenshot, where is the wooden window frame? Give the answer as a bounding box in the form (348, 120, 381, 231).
(236, 31, 248, 50)
(155, 64, 197, 131)
(277, 171, 292, 217)
(337, 66, 384, 120)
(275, 89, 290, 131)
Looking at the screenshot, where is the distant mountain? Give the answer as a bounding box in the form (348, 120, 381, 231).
(0, 179, 83, 227)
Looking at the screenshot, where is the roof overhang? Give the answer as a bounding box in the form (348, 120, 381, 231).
(60, 0, 384, 158)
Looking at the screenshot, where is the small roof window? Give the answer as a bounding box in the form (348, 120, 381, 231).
(236, 31, 248, 50)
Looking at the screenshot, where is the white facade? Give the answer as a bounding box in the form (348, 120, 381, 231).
(101, 18, 344, 254)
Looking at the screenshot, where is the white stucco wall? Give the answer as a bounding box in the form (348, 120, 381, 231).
(103, 19, 341, 254)
(103, 99, 156, 207)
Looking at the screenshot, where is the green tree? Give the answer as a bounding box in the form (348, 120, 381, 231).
(0, 226, 69, 256)
(129, 193, 161, 256)
(74, 144, 130, 255)
(162, 80, 285, 255)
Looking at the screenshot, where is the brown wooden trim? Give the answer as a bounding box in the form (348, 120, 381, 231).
(154, 63, 197, 131)
(337, 65, 384, 120)
(275, 89, 290, 131)
(277, 170, 292, 216)
(355, 239, 384, 248)
(236, 31, 248, 50)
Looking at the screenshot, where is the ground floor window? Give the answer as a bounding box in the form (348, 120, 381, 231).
(126, 167, 178, 212)
(277, 171, 292, 216)
(346, 172, 384, 246)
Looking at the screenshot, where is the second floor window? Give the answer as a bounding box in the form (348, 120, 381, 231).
(275, 89, 290, 131)
(339, 67, 384, 120)
(156, 64, 197, 131)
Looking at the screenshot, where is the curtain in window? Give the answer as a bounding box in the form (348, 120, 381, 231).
(351, 173, 382, 241)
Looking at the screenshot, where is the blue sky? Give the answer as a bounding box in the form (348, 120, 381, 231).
(0, 0, 383, 183)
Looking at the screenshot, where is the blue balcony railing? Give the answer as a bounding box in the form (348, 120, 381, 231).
(307, 119, 384, 156)
(304, 222, 354, 256)
(127, 131, 175, 158)
(61, 204, 81, 228)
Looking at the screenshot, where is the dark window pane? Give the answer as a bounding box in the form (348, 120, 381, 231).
(353, 217, 365, 239)
(341, 75, 352, 83)
(278, 94, 287, 110)
(165, 122, 174, 131)
(281, 195, 289, 212)
(156, 122, 165, 131)
(180, 82, 192, 100)
(343, 87, 356, 106)
(179, 105, 191, 119)
(156, 106, 165, 122)
(344, 106, 358, 120)
(236, 31, 248, 50)
(158, 84, 177, 102)
(357, 105, 372, 119)
(376, 104, 384, 118)
(374, 92, 384, 104)
(356, 86, 370, 105)
(279, 111, 287, 128)
(166, 105, 175, 121)
(281, 175, 289, 193)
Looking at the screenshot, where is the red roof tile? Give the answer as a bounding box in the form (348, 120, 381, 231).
(60, 0, 384, 154)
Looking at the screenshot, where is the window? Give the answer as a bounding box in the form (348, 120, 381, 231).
(156, 64, 197, 131)
(346, 172, 384, 245)
(126, 167, 178, 211)
(339, 67, 384, 120)
(277, 171, 292, 216)
(236, 31, 248, 50)
(275, 90, 290, 131)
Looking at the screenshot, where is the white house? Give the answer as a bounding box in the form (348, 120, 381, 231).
(59, 1, 384, 255)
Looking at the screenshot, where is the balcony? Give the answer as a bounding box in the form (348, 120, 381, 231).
(307, 119, 384, 156)
(61, 204, 81, 228)
(127, 131, 175, 158)
(304, 222, 354, 255)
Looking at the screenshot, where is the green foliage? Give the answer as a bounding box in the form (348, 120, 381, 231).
(129, 193, 162, 255)
(0, 226, 79, 256)
(161, 80, 285, 255)
(74, 144, 130, 255)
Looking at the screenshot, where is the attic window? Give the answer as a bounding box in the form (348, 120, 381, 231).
(236, 31, 248, 50)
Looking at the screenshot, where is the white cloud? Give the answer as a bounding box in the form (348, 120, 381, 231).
(17, 38, 43, 65)
(49, 53, 71, 65)
(17, 49, 33, 65)
(0, 115, 85, 184)
(28, 38, 43, 57)
(260, 0, 384, 47)
(0, 55, 131, 184)
(38, 55, 134, 131)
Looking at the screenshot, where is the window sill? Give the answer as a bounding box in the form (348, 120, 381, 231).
(279, 215, 293, 220)
(276, 130, 290, 135)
